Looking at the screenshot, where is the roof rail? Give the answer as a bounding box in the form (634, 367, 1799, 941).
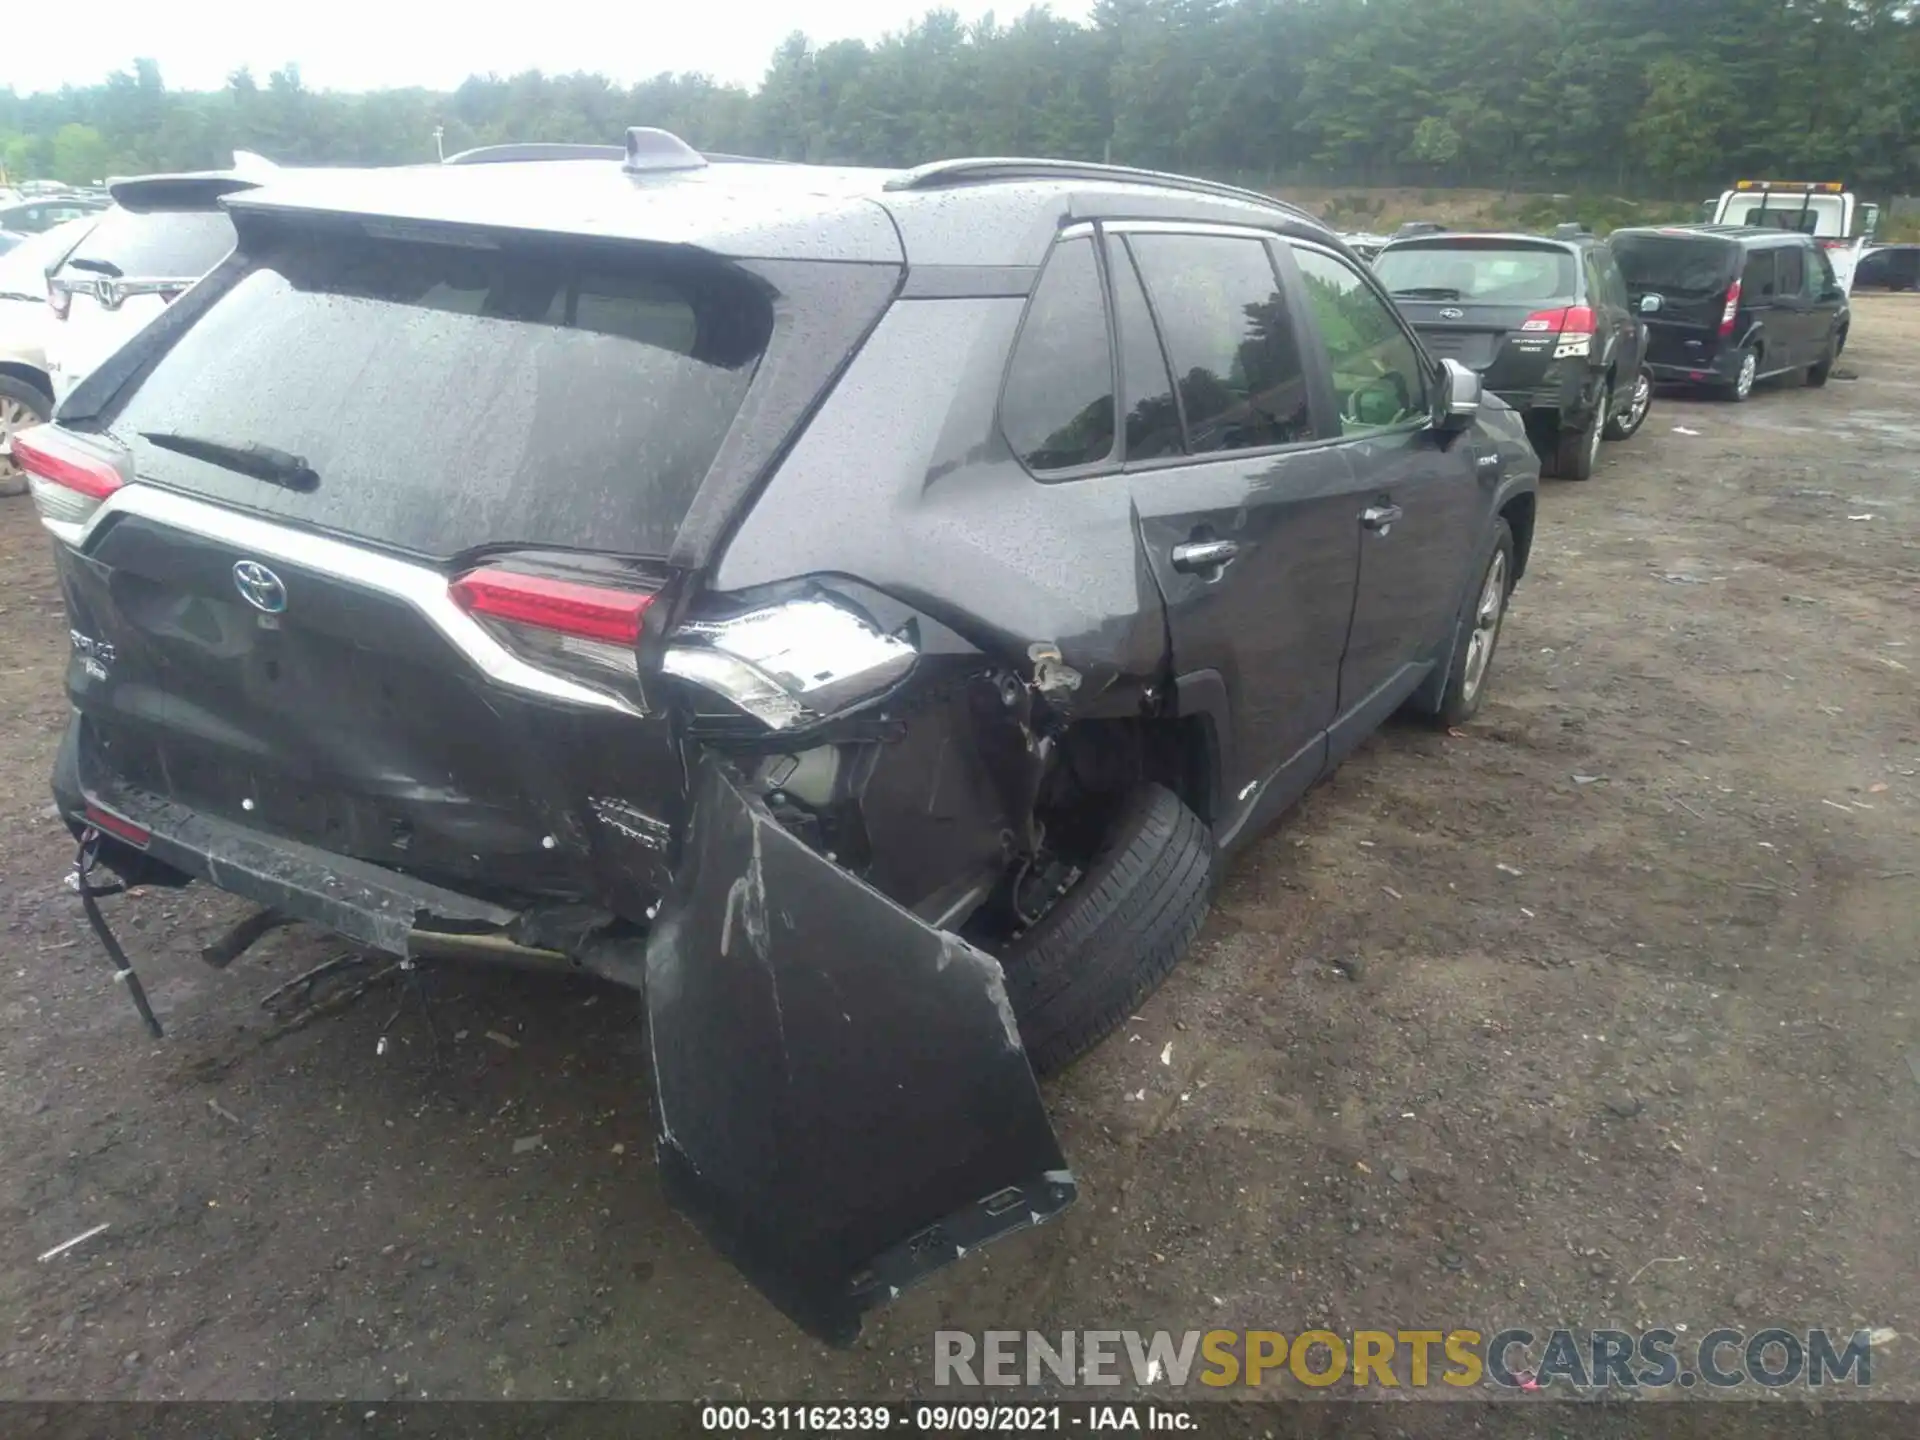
(445, 143, 624, 165)
(884, 157, 1319, 224)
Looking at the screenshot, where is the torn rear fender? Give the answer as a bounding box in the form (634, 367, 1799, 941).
(645, 754, 1075, 1343)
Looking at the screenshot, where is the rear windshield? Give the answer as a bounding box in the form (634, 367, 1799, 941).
(1611, 234, 1738, 296)
(1373, 243, 1576, 303)
(57, 207, 236, 279)
(107, 228, 771, 559)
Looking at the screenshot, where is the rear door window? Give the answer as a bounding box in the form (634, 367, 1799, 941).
(107, 227, 772, 559)
(1741, 249, 1779, 300)
(1000, 237, 1117, 473)
(1612, 235, 1737, 297)
(1776, 244, 1806, 298)
(57, 208, 237, 279)
(1107, 241, 1182, 462)
(1126, 232, 1313, 454)
(1373, 243, 1577, 304)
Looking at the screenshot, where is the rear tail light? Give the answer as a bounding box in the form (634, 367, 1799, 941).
(48, 284, 70, 319)
(1719, 280, 1742, 336)
(450, 566, 654, 697)
(11, 426, 131, 535)
(1521, 305, 1595, 334)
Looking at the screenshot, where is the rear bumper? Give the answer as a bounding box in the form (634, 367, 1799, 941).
(51, 718, 1075, 1345)
(53, 716, 525, 958)
(1645, 349, 1740, 385)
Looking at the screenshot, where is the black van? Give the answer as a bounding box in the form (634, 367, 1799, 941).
(1609, 226, 1849, 400)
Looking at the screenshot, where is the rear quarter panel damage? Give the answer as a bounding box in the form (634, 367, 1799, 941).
(644, 755, 1075, 1344)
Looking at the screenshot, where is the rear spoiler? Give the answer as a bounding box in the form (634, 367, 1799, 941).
(106, 173, 264, 212)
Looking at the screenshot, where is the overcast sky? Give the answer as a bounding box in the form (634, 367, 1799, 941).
(1, 0, 1096, 96)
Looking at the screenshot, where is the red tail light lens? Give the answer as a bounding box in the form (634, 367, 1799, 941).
(1719, 280, 1742, 336)
(12, 426, 131, 533)
(1521, 305, 1595, 335)
(83, 803, 152, 849)
(450, 569, 652, 643)
(450, 567, 655, 699)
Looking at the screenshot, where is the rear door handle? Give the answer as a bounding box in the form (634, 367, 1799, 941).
(1170, 539, 1240, 573)
(1361, 503, 1403, 533)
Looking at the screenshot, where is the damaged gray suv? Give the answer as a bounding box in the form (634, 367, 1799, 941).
(24, 131, 1538, 1343)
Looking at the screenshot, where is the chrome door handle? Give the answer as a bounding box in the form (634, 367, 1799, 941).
(1361, 503, 1403, 532)
(1170, 539, 1240, 573)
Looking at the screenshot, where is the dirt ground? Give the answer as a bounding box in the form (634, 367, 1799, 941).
(1, 299, 1916, 1403)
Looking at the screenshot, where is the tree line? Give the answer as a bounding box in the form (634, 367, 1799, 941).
(4, 0, 1918, 198)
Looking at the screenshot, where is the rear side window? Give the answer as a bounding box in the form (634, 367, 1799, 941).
(58, 208, 236, 279)
(1776, 244, 1806, 297)
(1127, 233, 1312, 454)
(1609, 235, 1737, 297)
(1741, 248, 1779, 299)
(1373, 243, 1576, 303)
(1001, 237, 1116, 472)
(1108, 241, 1181, 462)
(108, 229, 771, 559)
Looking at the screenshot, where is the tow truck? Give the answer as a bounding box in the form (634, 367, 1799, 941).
(1704, 181, 1880, 293)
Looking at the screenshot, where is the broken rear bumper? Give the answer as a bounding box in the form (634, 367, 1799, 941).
(52, 720, 1077, 1343)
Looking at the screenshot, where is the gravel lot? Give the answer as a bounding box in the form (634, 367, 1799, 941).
(1, 297, 1915, 1400)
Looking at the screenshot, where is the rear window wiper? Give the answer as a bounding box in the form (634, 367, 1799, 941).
(1391, 286, 1463, 300)
(66, 257, 124, 278)
(140, 431, 319, 491)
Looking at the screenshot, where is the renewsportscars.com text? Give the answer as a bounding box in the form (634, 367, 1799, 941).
(934, 1328, 1877, 1390)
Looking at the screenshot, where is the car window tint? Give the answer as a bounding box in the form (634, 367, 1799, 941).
(1126, 233, 1312, 454)
(108, 231, 771, 560)
(1612, 235, 1737, 297)
(1107, 240, 1182, 461)
(1373, 243, 1576, 304)
(1291, 245, 1430, 435)
(1777, 244, 1806, 297)
(1813, 247, 1840, 293)
(1741, 248, 1778, 299)
(1001, 236, 1116, 472)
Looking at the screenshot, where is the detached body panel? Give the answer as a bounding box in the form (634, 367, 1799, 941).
(646, 757, 1074, 1343)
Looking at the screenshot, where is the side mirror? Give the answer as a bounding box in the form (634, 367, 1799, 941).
(1639, 292, 1664, 314)
(1435, 357, 1480, 430)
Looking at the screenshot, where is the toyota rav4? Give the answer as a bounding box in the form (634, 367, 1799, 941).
(21, 131, 1539, 1342)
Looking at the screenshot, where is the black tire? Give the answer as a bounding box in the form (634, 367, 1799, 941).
(1717, 346, 1758, 402)
(998, 784, 1214, 1077)
(1551, 401, 1603, 480)
(0, 373, 54, 499)
(1807, 330, 1841, 387)
(1426, 517, 1515, 729)
(1603, 366, 1653, 439)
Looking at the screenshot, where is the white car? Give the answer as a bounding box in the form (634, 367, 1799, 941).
(44, 169, 262, 404)
(0, 216, 98, 494)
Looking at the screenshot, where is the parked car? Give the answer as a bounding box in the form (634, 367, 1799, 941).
(44, 171, 260, 402)
(1609, 225, 1849, 399)
(1371, 226, 1652, 479)
(0, 216, 100, 494)
(18, 133, 1538, 1344)
(1853, 243, 1919, 292)
(0, 194, 109, 236)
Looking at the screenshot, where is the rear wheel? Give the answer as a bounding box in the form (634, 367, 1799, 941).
(995, 784, 1214, 1077)
(0, 374, 54, 498)
(1604, 366, 1653, 439)
(1807, 330, 1841, 387)
(1552, 394, 1605, 480)
(1425, 518, 1515, 729)
(1719, 346, 1758, 402)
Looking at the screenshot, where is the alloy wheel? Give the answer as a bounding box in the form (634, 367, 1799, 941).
(1461, 549, 1508, 704)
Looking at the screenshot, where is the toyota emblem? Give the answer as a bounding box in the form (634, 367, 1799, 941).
(232, 560, 288, 614)
(1439, 306, 1465, 320)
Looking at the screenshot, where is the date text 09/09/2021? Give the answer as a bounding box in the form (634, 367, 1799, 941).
(701, 1406, 1188, 1431)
